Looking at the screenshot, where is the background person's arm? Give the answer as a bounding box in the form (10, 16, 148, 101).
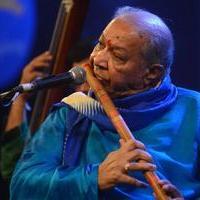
(5, 51, 52, 132)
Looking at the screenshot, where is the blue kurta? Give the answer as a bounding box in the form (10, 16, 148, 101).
(10, 83, 200, 199)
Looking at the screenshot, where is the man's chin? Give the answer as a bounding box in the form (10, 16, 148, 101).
(96, 82, 137, 98)
(106, 87, 142, 99)
(104, 87, 129, 99)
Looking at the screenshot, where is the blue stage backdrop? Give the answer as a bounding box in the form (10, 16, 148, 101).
(0, 0, 36, 91)
(1, 1, 200, 198)
(81, 0, 200, 91)
(0, 0, 199, 92)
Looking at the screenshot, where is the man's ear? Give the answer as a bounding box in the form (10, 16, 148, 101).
(144, 64, 165, 87)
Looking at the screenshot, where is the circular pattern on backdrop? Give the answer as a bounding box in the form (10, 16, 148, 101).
(0, 0, 35, 91)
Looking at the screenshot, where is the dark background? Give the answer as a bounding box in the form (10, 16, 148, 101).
(33, 0, 200, 90)
(0, 0, 200, 198)
(1, 0, 200, 92)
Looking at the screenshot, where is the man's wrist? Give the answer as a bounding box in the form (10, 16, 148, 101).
(14, 94, 27, 104)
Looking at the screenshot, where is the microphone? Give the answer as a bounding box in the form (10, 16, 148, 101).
(0, 66, 86, 104)
(15, 66, 86, 93)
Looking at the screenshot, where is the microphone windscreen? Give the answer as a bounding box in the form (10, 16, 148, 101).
(69, 66, 86, 84)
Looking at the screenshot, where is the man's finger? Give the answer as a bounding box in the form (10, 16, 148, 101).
(118, 174, 148, 187)
(126, 162, 156, 172)
(127, 149, 153, 163)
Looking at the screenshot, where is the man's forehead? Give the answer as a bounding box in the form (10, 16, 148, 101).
(100, 29, 142, 51)
(101, 32, 137, 41)
(102, 19, 141, 42)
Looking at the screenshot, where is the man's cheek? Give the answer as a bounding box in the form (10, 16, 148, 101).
(89, 51, 98, 66)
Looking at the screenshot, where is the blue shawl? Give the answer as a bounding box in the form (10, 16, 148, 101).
(86, 76, 177, 131)
(11, 76, 200, 200)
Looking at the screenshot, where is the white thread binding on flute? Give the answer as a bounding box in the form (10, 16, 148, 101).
(61, 92, 104, 116)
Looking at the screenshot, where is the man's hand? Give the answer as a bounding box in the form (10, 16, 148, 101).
(19, 51, 52, 101)
(5, 51, 52, 131)
(20, 51, 52, 84)
(98, 139, 156, 190)
(155, 180, 184, 200)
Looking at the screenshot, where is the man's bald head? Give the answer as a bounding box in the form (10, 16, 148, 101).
(113, 6, 174, 73)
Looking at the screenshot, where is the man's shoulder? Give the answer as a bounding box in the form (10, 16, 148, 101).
(47, 101, 78, 122)
(50, 102, 70, 113)
(49, 92, 92, 121)
(177, 87, 200, 97)
(177, 87, 200, 104)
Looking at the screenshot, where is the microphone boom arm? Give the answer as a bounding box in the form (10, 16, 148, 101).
(0, 66, 86, 105)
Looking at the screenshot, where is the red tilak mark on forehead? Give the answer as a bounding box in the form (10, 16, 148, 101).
(107, 39, 112, 47)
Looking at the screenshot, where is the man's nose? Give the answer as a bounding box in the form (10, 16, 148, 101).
(92, 48, 109, 69)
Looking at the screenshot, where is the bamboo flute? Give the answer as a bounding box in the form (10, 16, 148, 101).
(84, 64, 168, 200)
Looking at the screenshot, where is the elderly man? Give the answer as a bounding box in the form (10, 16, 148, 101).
(10, 6, 200, 199)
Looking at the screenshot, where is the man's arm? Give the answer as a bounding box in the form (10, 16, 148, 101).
(4, 95, 27, 132)
(1, 51, 52, 181)
(10, 107, 99, 200)
(5, 51, 52, 132)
